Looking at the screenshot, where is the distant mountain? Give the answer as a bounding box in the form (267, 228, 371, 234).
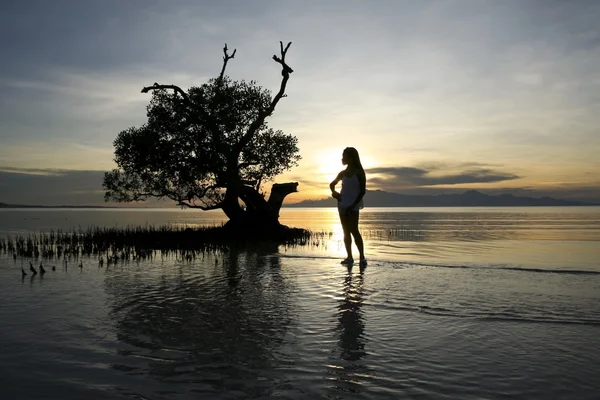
(2, 190, 596, 209)
(286, 190, 597, 207)
(0, 202, 116, 209)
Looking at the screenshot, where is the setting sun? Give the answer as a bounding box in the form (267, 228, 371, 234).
(316, 149, 345, 179)
(315, 148, 376, 178)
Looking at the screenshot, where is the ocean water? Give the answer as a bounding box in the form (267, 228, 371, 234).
(0, 207, 599, 399)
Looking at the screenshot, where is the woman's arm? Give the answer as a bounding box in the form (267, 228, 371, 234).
(330, 171, 343, 200)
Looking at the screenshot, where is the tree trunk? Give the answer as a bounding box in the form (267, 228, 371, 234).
(267, 183, 298, 218)
(221, 188, 245, 222)
(222, 182, 298, 232)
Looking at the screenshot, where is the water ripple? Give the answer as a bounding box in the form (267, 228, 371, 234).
(1, 250, 600, 399)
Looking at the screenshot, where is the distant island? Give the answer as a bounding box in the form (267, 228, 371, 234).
(286, 190, 598, 207)
(0, 202, 118, 209)
(2, 190, 597, 209)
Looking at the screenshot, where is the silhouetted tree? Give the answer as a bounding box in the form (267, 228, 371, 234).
(103, 42, 300, 230)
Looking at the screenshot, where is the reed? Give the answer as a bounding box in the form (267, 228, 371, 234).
(362, 226, 425, 241)
(0, 224, 312, 262)
(0, 224, 423, 264)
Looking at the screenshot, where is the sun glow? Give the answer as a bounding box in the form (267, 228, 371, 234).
(316, 149, 377, 175)
(317, 150, 345, 180)
(309, 148, 378, 199)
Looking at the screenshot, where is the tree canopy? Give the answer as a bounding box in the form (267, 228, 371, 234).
(103, 42, 300, 223)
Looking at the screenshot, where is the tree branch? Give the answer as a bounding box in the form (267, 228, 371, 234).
(272, 41, 293, 75)
(131, 192, 155, 201)
(188, 184, 221, 202)
(177, 200, 222, 210)
(237, 161, 261, 169)
(141, 82, 227, 155)
(218, 43, 237, 81)
(237, 41, 293, 152)
(141, 83, 191, 105)
(124, 182, 224, 211)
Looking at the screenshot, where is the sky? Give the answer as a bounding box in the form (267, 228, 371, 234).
(1, 0, 599, 206)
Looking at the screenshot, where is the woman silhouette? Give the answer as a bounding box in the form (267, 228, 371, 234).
(330, 147, 367, 266)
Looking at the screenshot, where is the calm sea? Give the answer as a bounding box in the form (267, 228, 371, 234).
(1, 207, 599, 399)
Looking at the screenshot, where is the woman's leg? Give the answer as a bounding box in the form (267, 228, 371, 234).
(348, 211, 365, 261)
(340, 212, 353, 261)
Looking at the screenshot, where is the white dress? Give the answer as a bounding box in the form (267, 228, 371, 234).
(338, 174, 364, 213)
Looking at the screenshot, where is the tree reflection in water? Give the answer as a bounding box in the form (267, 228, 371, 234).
(103, 248, 295, 396)
(328, 263, 369, 395)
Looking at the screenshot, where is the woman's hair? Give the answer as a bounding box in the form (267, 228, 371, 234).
(344, 147, 364, 172)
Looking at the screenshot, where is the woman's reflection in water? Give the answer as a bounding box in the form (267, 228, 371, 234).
(338, 264, 367, 360)
(329, 263, 368, 395)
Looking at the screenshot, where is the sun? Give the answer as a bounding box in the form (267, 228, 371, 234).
(307, 148, 377, 198)
(315, 148, 377, 176)
(316, 149, 344, 178)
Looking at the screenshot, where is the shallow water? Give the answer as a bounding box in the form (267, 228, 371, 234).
(2, 206, 599, 270)
(1, 207, 599, 399)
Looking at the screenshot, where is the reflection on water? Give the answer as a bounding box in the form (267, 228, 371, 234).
(279, 207, 600, 271)
(1, 207, 600, 398)
(104, 249, 296, 396)
(328, 264, 368, 395)
(278, 206, 600, 241)
(3, 207, 599, 243)
(337, 265, 366, 361)
(2, 249, 600, 399)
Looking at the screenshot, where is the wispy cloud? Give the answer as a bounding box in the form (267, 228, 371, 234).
(0, 142, 115, 171)
(0, 166, 65, 176)
(366, 165, 520, 188)
(0, 167, 107, 205)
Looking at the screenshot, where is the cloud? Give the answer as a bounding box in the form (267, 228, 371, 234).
(0, 166, 65, 176)
(0, 167, 108, 206)
(360, 185, 600, 204)
(366, 165, 520, 187)
(0, 141, 115, 171)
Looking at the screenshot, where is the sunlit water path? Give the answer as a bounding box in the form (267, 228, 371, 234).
(1, 207, 599, 398)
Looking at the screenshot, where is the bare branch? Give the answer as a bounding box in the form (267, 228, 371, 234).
(172, 183, 225, 210)
(219, 43, 237, 81)
(123, 182, 224, 210)
(256, 175, 263, 192)
(141, 83, 191, 105)
(191, 184, 221, 201)
(131, 192, 154, 201)
(193, 196, 213, 209)
(167, 188, 221, 210)
(237, 41, 293, 151)
(177, 200, 222, 210)
(272, 41, 293, 75)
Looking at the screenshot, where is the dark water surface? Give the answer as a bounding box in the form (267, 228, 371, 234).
(1, 207, 599, 399)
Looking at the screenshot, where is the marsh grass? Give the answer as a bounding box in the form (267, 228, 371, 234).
(363, 226, 425, 241)
(0, 224, 304, 260)
(0, 224, 423, 264)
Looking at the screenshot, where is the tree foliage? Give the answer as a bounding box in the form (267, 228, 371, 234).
(103, 43, 299, 215)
